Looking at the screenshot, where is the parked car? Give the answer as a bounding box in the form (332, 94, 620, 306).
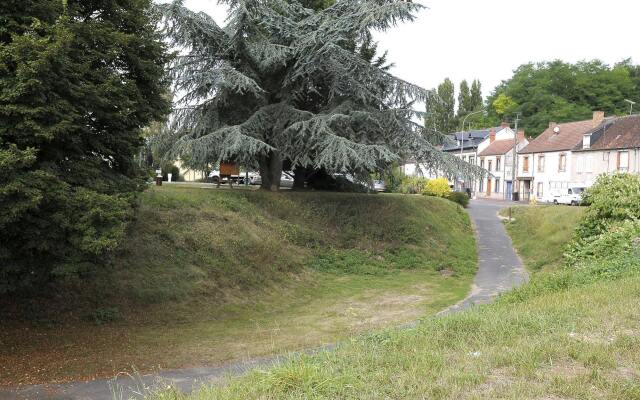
(248, 171, 294, 188)
(554, 186, 586, 206)
(372, 180, 386, 192)
(208, 170, 241, 184)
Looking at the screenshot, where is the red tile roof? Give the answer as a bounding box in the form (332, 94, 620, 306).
(520, 119, 603, 154)
(576, 115, 640, 151)
(478, 139, 515, 156)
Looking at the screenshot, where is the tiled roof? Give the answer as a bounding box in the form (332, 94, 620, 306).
(574, 115, 640, 151)
(519, 119, 601, 154)
(478, 139, 515, 156)
(442, 127, 504, 152)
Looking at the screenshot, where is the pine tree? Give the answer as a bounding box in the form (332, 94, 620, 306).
(0, 0, 170, 291)
(156, 0, 479, 191)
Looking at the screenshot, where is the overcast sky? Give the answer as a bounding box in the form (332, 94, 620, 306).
(176, 0, 639, 100)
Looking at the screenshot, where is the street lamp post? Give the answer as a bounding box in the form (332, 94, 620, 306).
(459, 109, 485, 191)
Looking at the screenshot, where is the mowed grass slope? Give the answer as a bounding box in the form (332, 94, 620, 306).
(154, 206, 640, 400)
(0, 186, 476, 385)
(502, 205, 585, 272)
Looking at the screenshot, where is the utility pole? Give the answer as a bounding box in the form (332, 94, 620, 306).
(511, 112, 521, 201)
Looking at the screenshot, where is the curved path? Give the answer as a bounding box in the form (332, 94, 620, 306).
(1, 199, 528, 400)
(439, 199, 528, 314)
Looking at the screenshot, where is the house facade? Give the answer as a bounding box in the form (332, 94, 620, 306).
(442, 124, 512, 192)
(517, 111, 607, 202)
(571, 114, 640, 185)
(476, 129, 528, 200)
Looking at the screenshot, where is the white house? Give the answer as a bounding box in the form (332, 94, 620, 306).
(476, 129, 528, 200)
(517, 111, 606, 202)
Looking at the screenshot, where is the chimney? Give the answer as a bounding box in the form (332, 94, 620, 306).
(500, 121, 510, 129)
(517, 130, 525, 142)
(592, 111, 605, 127)
(489, 129, 496, 143)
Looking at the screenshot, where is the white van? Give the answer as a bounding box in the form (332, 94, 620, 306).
(554, 186, 586, 206)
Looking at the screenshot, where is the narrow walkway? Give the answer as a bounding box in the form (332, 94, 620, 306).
(440, 199, 528, 314)
(1, 199, 528, 400)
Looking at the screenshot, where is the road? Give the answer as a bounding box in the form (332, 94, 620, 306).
(0, 199, 528, 400)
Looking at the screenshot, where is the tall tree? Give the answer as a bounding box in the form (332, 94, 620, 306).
(487, 60, 640, 136)
(0, 0, 170, 292)
(470, 79, 483, 111)
(456, 80, 472, 118)
(157, 0, 478, 191)
(425, 78, 456, 133)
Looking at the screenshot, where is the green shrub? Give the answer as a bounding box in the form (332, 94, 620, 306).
(397, 176, 429, 194)
(423, 178, 451, 198)
(576, 173, 640, 240)
(447, 191, 469, 208)
(162, 165, 181, 182)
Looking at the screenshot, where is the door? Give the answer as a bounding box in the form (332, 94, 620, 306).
(486, 178, 492, 196)
(506, 181, 513, 200)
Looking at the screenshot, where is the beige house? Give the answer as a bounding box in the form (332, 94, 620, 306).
(517, 112, 640, 202)
(571, 114, 640, 186)
(174, 159, 208, 182)
(517, 112, 607, 202)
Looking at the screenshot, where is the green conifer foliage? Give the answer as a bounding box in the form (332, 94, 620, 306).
(0, 0, 170, 292)
(156, 0, 479, 191)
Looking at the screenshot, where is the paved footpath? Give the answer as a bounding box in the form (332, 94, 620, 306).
(439, 199, 529, 314)
(1, 199, 528, 400)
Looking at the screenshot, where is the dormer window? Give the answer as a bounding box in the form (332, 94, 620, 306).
(583, 134, 591, 149)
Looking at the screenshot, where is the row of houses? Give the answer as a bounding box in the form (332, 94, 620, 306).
(405, 112, 640, 202)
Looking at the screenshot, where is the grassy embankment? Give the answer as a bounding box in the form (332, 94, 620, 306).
(155, 205, 640, 399)
(502, 205, 586, 271)
(0, 185, 476, 386)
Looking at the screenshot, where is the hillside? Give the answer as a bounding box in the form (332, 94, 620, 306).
(159, 204, 640, 399)
(0, 186, 476, 385)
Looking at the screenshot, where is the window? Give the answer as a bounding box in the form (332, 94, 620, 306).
(488, 160, 493, 171)
(583, 134, 591, 149)
(537, 182, 544, 197)
(558, 153, 567, 172)
(496, 156, 501, 171)
(538, 155, 545, 172)
(523, 156, 529, 172)
(495, 178, 500, 193)
(618, 151, 629, 171)
(585, 155, 593, 173)
(480, 158, 485, 169)
(576, 155, 584, 174)
(469, 156, 475, 165)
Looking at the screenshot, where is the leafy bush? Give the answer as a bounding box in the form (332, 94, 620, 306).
(397, 176, 429, 194)
(576, 173, 640, 240)
(503, 173, 640, 304)
(424, 178, 452, 198)
(447, 191, 470, 208)
(162, 164, 181, 182)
